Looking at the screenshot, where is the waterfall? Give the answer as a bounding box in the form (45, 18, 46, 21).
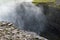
(0, 1, 47, 35)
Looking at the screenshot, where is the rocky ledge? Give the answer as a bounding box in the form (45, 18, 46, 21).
(0, 21, 48, 40)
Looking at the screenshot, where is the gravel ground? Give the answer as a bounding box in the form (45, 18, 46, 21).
(0, 21, 48, 40)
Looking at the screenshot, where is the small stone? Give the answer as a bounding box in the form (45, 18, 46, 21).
(8, 23, 13, 26)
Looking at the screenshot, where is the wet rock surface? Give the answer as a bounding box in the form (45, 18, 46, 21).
(0, 21, 47, 40)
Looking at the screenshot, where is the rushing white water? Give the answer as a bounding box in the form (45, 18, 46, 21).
(0, 1, 47, 34)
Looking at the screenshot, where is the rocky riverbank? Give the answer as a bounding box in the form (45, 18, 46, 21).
(0, 21, 47, 40)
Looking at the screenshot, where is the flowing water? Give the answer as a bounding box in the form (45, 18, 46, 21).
(0, 1, 47, 35)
